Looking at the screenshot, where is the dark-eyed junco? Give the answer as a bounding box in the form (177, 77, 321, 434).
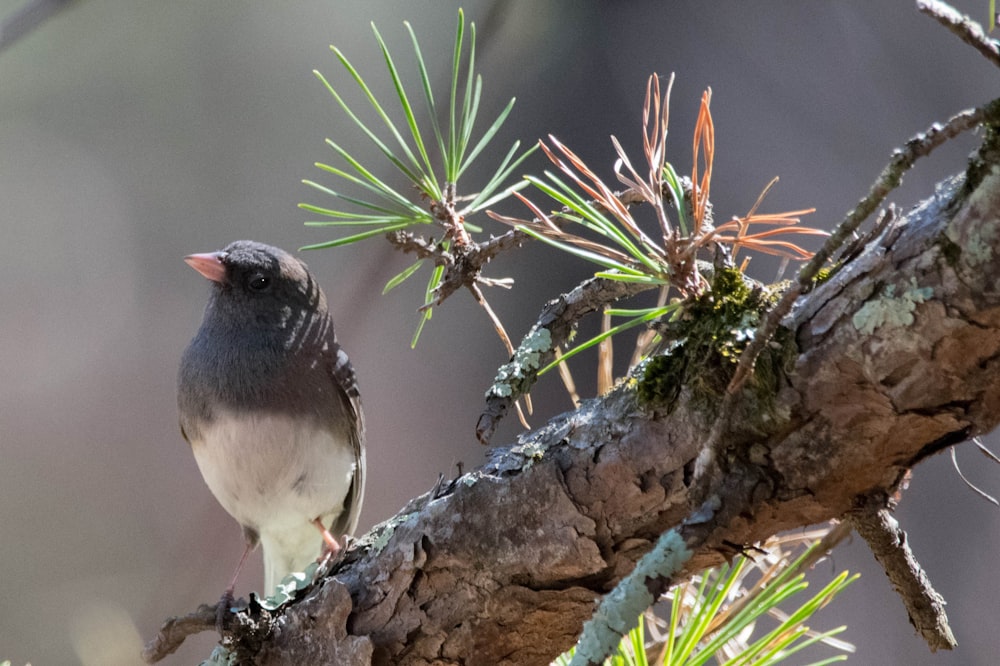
(178, 240, 365, 598)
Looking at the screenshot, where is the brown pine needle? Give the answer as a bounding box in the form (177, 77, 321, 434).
(692, 88, 715, 230)
(553, 347, 582, 407)
(597, 308, 614, 394)
(744, 176, 780, 219)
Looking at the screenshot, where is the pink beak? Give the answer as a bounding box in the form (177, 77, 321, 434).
(184, 252, 227, 283)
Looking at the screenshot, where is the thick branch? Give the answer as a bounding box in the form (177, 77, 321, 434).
(174, 146, 1000, 665)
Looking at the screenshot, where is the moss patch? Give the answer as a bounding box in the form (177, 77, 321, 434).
(812, 265, 835, 285)
(637, 267, 795, 417)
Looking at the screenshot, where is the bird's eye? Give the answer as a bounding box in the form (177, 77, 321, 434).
(248, 274, 271, 292)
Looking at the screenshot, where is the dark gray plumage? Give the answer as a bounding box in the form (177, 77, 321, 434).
(178, 240, 365, 594)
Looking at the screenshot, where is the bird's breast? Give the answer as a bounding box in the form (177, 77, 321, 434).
(187, 408, 357, 536)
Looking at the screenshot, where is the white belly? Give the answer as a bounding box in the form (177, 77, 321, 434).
(190, 408, 356, 542)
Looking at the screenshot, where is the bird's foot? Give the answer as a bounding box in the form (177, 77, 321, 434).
(215, 588, 235, 633)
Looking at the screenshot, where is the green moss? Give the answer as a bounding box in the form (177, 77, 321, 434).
(812, 265, 835, 285)
(637, 267, 795, 418)
(637, 353, 686, 407)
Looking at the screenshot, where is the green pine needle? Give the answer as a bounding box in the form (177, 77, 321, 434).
(371, 24, 438, 189)
(555, 531, 856, 666)
(539, 305, 676, 375)
(383, 258, 425, 294)
(299, 222, 413, 250)
(304, 9, 533, 347)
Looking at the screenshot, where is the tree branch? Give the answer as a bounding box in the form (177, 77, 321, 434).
(848, 494, 957, 652)
(143, 3, 1000, 659)
(144, 121, 1000, 662)
(476, 275, 657, 444)
(918, 0, 1000, 69)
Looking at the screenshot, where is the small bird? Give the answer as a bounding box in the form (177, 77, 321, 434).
(178, 240, 365, 600)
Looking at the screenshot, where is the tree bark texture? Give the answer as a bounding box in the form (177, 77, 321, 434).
(234, 141, 1000, 664)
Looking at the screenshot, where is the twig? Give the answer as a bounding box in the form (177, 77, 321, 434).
(917, 0, 1000, 69)
(597, 309, 614, 395)
(848, 496, 957, 652)
(384, 230, 454, 266)
(951, 441, 1000, 506)
(474, 226, 535, 266)
(692, 98, 1000, 488)
(833, 204, 897, 266)
(468, 282, 534, 430)
(553, 346, 582, 407)
(476, 276, 655, 443)
(975, 435, 1000, 465)
(427, 182, 661, 311)
(142, 604, 219, 663)
(467, 283, 515, 357)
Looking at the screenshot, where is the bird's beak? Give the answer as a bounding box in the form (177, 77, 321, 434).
(184, 252, 227, 283)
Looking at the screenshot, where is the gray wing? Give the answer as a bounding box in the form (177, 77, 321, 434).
(328, 340, 366, 537)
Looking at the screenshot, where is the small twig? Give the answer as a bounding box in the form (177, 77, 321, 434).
(692, 99, 1000, 488)
(467, 283, 515, 357)
(917, 0, 1000, 69)
(975, 435, 1000, 465)
(741, 102, 1000, 393)
(474, 227, 535, 266)
(834, 204, 898, 266)
(384, 230, 454, 266)
(142, 604, 220, 663)
(848, 496, 957, 652)
(951, 442, 1000, 506)
(467, 282, 533, 430)
(477, 276, 656, 443)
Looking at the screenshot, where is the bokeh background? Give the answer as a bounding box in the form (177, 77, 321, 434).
(2, 1, 999, 664)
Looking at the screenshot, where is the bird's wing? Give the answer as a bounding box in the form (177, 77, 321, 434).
(328, 338, 366, 537)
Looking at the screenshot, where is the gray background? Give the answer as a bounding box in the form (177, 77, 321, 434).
(1, 1, 999, 664)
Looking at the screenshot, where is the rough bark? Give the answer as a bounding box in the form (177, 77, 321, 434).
(195, 130, 1000, 666)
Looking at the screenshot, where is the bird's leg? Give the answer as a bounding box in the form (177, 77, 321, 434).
(216, 540, 253, 632)
(311, 517, 349, 582)
(312, 516, 342, 556)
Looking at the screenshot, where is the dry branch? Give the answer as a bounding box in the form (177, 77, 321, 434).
(848, 495, 956, 652)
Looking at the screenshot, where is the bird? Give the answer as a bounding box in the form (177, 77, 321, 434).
(177, 240, 365, 602)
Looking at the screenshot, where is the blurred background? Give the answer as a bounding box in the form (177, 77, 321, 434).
(1, 1, 999, 664)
